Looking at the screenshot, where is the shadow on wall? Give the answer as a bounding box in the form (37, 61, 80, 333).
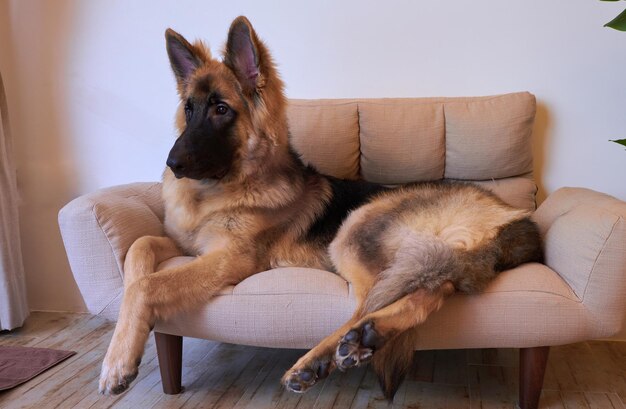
(533, 101, 551, 204)
(6, 1, 87, 312)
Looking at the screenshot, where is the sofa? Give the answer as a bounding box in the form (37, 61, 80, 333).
(58, 92, 626, 409)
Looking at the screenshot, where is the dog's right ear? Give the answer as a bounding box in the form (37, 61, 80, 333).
(165, 29, 203, 89)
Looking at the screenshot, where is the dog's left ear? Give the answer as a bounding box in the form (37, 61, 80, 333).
(224, 16, 265, 95)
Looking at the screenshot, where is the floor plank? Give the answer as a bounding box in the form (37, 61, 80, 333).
(468, 364, 518, 409)
(432, 349, 468, 386)
(0, 312, 625, 409)
(0, 312, 84, 346)
(586, 341, 626, 402)
(164, 342, 257, 409)
(212, 347, 283, 409)
(401, 381, 470, 409)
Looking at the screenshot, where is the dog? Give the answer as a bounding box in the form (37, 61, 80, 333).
(98, 16, 543, 399)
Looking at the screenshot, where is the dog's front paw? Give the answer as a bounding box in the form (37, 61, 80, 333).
(282, 357, 333, 393)
(335, 321, 382, 371)
(98, 350, 140, 395)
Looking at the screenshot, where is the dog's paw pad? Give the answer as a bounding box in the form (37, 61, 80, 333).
(335, 321, 382, 370)
(284, 368, 317, 393)
(283, 357, 333, 394)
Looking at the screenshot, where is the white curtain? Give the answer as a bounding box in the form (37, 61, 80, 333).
(0, 70, 29, 330)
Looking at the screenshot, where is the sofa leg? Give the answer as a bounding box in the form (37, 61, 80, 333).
(518, 346, 550, 409)
(155, 332, 183, 394)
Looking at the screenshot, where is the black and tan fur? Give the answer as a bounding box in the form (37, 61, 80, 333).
(99, 16, 543, 399)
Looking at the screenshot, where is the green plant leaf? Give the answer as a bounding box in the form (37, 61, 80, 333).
(605, 8, 626, 31)
(610, 139, 626, 148)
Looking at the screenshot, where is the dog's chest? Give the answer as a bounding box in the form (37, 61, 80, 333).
(162, 177, 233, 253)
(164, 202, 245, 256)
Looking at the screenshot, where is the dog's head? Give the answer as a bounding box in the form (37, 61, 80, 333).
(165, 17, 286, 181)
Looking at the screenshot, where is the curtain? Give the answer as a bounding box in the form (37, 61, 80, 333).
(0, 70, 29, 330)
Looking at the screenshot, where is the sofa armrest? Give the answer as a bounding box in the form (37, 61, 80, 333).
(58, 182, 164, 320)
(533, 187, 626, 336)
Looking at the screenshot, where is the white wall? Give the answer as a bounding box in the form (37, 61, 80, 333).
(1, 0, 625, 313)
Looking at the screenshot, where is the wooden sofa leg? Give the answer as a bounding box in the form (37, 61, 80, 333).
(518, 346, 550, 409)
(155, 332, 183, 394)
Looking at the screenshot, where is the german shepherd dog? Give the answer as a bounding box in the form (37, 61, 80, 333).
(99, 16, 543, 399)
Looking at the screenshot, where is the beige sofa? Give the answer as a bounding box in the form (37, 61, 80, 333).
(58, 92, 626, 409)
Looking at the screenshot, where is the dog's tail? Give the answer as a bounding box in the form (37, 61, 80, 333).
(363, 232, 455, 313)
(359, 233, 450, 400)
(371, 329, 416, 400)
(364, 217, 543, 313)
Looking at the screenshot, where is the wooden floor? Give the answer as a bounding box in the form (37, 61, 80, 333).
(0, 313, 625, 409)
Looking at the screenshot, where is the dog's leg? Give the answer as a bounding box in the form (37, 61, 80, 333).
(99, 250, 253, 395)
(282, 312, 362, 393)
(282, 271, 376, 393)
(123, 236, 182, 288)
(334, 281, 455, 371)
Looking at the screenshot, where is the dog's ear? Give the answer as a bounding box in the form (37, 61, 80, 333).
(165, 29, 204, 88)
(224, 16, 265, 95)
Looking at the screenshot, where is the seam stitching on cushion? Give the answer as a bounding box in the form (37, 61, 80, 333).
(543, 208, 580, 300)
(290, 94, 518, 106)
(92, 203, 124, 282)
(289, 101, 358, 106)
(479, 289, 581, 302)
(581, 216, 621, 303)
(99, 289, 123, 316)
(130, 186, 163, 225)
(91, 203, 125, 315)
(130, 183, 165, 223)
(288, 93, 529, 107)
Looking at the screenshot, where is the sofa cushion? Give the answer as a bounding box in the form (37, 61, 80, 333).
(533, 187, 626, 333)
(359, 100, 445, 183)
(288, 93, 536, 201)
(444, 92, 536, 180)
(416, 263, 586, 350)
(287, 100, 360, 180)
(156, 257, 354, 348)
(472, 174, 537, 211)
(58, 182, 164, 318)
(154, 258, 588, 350)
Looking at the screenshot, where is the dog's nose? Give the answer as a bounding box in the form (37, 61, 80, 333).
(166, 156, 185, 174)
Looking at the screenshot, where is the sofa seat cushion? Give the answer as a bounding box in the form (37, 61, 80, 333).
(154, 257, 355, 348)
(154, 257, 589, 350)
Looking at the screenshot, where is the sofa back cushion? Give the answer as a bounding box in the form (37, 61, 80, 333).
(287, 100, 361, 180)
(287, 92, 537, 210)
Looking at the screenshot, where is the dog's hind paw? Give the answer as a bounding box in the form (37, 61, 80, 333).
(282, 358, 333, 393)
(335, 321, 382, 371)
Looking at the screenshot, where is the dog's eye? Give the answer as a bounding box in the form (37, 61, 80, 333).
(215, 104, 229, 115)
(184, 103, 193, 121)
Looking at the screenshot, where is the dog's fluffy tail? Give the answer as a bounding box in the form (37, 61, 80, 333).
(362, 233, 451, 400)
(363, 217, 543, 313)
(371, 329, 416, 400)
(363, 232, 455, 313)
